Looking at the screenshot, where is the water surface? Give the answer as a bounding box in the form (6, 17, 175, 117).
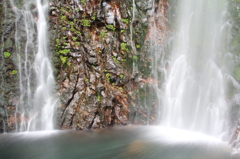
(0, 126, 239, 159)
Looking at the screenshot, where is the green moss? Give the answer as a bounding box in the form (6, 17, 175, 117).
(120, 74, 124, 79)
(11, 70, 18, 75)
(112, 56, 120, 63)
(99, 30, 107, 38)
(70, 27, 75, 32)
(69, 21, 74, 26)
(91, 16, 96, 21)
(67, 62, 71, 66)
(133, 55, 138, 60)
(4, 51, 11, 58)
(60, 7, 66, 13)
(72, 37, 77, 41)
(75, 42, 80, 46)
(60, 55, 67, 64)
(97, 94, 101, 101)
(58, 49, 70, 54)
(76, 31, 82, 35)
(106, 73, 111, 82)
(60, 15, 66, 20)
(56, 39, 60, 43)
(120, 43, 129, 52)
(106, 25, 116, 31)
(80, 20, 91, 27)
(122, 18, 129, 24)
(136, 45, 141, 49)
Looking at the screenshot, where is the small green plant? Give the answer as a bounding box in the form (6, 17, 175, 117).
(120, 74, 124, 79)
(104, 69, 107, 72)
(60, 55, 67, 64)
(122, 59, 126, 62)
(99, 30, 107, 38)
(91, 16, 96, 20)
(106, 25, 115, 31)
(76, 31, 82, 35)
(75, 42, 80, 46)
(11, 70, 18, 75)
(72, 37, 77, 41)
(133, 55, 138, 60)
(120, 43, 129, 52)
(58, 49, 70, 54)
(70, 27, 75, 32)
(60, 15, 66, 20)
(106, 73, 110, 82)
(80, 20, 90, 27)
(80, 0, 85, 3)
(85, 79, 89, 82)
(62, 27, 67, 30)
(60, 7, 66, 13)
(136, 45, 141, 49)
(119, 87, 123, 90)
(122, 18, 129, 24)
(97, 94, 101, 101)
(55, 39, 60, 43)
(4, 51, 11, 58)
(67, 62, 71, 66)
(120, 30, 125, 33)
(69, 21, 74, 26)
(112, 56, 120, 63)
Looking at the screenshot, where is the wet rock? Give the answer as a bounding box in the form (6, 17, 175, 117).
(48, 0, 163, 131)
(97, 83, 104, 92)
(88, 57, 98, 65)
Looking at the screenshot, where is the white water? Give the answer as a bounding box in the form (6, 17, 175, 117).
(161, 0, 230, 137)
(10, 0, 57, 131)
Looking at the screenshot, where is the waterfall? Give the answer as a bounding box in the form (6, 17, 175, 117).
(160, 0, 230, 136)
(10, 0, 57, 131)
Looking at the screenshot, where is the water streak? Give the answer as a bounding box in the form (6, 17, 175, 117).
(161, 0, 230, 136)
(10, 0, 56, 131)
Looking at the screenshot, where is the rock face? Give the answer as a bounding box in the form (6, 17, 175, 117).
(0, 1, 20, 132)
(49, 0, 167, 130)
(0, 0, 169, 132)
(230, 119, 240, 148)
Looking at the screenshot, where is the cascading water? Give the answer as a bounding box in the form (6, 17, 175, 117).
(30, 0, 57, 131)
(160, 0, 231, 136)
(10, 0, 57, 131)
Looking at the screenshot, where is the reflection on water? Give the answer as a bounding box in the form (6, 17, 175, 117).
(0, 126, 239, 159)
